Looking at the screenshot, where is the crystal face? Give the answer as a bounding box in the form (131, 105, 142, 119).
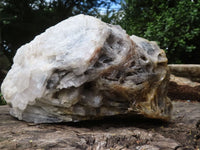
(1, 15, 172, 123)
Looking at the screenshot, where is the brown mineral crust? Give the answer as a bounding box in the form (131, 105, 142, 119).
(96, 41, 172, 121)
(88, 47, 102, 64)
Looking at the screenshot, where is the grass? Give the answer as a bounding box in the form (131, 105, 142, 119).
(0, 92, 7, 105)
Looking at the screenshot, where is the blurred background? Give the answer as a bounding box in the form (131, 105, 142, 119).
(0, 0, 200, 85)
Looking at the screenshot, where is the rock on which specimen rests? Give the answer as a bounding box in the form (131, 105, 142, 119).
(168, 74, 200, 101)
(168, 65, 200, 101)
(1, 14, 172, 123)
(169, 64, 200, 82)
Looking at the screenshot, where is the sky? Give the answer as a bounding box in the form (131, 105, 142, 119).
(98, 1, 121, 14)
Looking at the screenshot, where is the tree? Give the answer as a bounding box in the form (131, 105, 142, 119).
(120, 0, 200, 64)
(0, 0, 117, 65)
(1, 0, 50, 63)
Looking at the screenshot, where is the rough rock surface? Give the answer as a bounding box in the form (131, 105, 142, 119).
(1, 14, 171, 123)
(168, 65, 200, 101)
(0, 101, 200, 150)
(169, 64, 200, 82)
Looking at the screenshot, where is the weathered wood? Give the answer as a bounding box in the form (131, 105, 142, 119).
(0, 101, 199, 150)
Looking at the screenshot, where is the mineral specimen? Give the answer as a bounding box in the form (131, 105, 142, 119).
(1, 14, 172, 123)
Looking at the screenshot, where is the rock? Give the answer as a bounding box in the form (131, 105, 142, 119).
(1, 14, 172, 123)
(169, 64, 200, 82)
(170, 74, 200, 87)
(172, 101, 200, 125)
(1, 101, 200, 150)
(168, 64, 200, 101)
(168, 74, 200, 101)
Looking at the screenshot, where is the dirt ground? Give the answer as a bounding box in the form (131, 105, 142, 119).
(0, 100, 200, 150)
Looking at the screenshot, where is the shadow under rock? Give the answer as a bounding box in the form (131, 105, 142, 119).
(56, 114, 170, 129)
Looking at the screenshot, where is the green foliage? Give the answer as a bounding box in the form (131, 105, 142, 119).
(0, 0, 117, 64)
(1, 0, 199, 64)
(0, 92, 6, 105)
(0, 53, 10, 70)
(95, 0, 123, 24)
(96, 9, 123, 25)
(119, 0, 200, 64)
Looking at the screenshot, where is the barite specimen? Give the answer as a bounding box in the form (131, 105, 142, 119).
(1, 15, 172, 123)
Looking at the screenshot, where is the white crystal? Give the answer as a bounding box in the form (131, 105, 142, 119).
(1, 14, 172, 123)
